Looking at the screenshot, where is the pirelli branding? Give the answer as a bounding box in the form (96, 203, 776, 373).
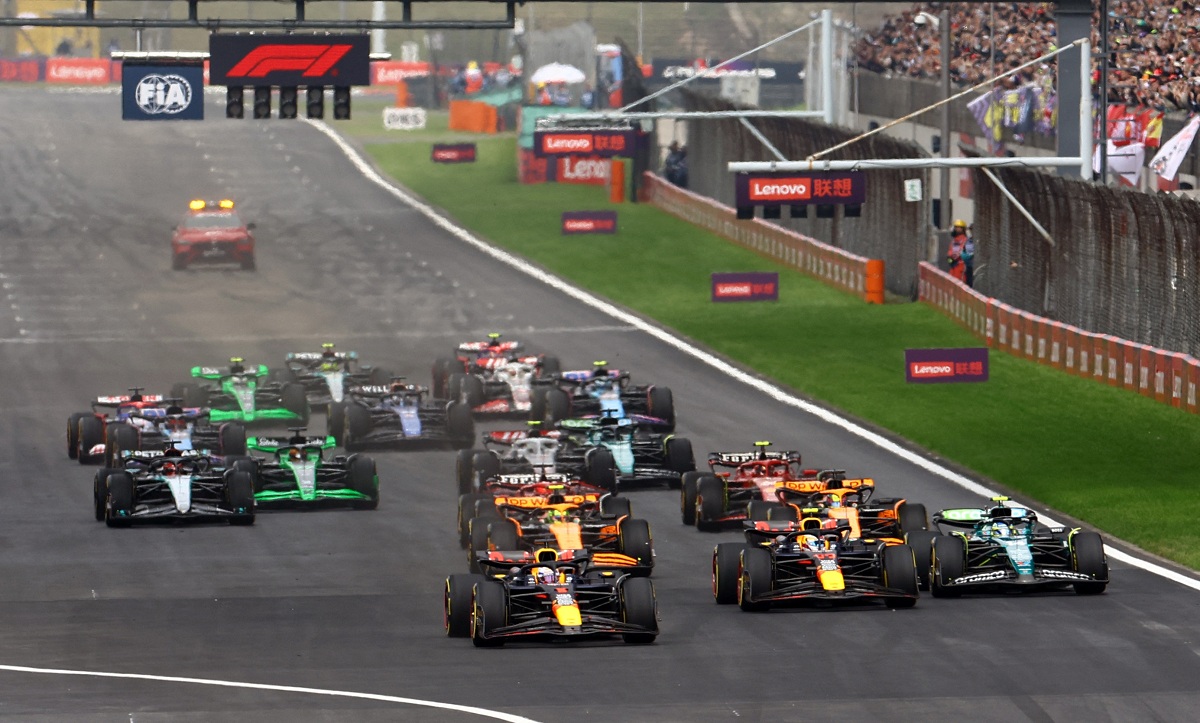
(209, 34, 371, 86)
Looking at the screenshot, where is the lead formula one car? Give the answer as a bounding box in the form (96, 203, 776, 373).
(243, 431, 379, 510)
(274, 343, 394, 407)
(917, 497, 1108, 597)
(93, 447, 255, 527)
(444, 552, 659, 646)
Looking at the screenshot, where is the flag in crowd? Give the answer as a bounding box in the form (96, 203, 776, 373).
(1149, 115, 1200, 182)
(1093, 140, 1146, 186)
(966, 83, 1057, 155)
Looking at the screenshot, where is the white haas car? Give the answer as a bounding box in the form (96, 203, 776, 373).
(448, 358, 557, 416)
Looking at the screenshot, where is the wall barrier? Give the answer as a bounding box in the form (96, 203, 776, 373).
(919, 262, 1200, 415)
(642, 172, 882, 303)
(447, 99, 499, 134)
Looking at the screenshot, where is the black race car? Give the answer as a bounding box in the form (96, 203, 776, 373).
(535, 362, 676, 431)
(243, 431, 379, 510)
(330, 382, 473, 451)
(274, 343, 394, 408)
(93, 447, 255, 527)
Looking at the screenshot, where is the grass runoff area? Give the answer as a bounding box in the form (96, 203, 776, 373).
(340, 103, 1200, 571)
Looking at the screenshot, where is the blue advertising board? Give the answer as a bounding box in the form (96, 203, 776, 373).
(122, 65, 204, 121)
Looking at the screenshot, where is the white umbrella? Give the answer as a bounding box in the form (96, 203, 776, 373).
(530, 62, 586, 85)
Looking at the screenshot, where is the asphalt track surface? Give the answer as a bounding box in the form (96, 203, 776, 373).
(3, 87, 1200, 722)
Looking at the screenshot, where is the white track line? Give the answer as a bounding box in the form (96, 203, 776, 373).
(306, 118, 1200, 594)
(0, 665, 539, 722)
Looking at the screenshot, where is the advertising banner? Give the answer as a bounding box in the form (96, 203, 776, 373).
(905, 348, 989, 383)
(1188, 358, 1200, 414)
(561, 211, 617, 235)
(533, 129, 634, 158)
(46, 58, 110, 84)
(431, 143, 476, 163)
(649, 58, 805, 85)
(557, 156, 610, 185)
(122, 65, 204, 120)
(711, 272, 779, 302)
(0, 58, 43, 82)
(735, 171, 866, 210)
(209, 34, 370, 86)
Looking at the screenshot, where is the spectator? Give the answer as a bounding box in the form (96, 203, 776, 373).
(581, 84, 595, 110)
(963, 224, 977, 287)
(947, 219, 969, 284)
(550, 82, 571, 107)
(535, 83, 552, 106)
(663, 142, 688, 188)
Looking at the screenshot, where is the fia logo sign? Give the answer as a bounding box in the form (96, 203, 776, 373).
(135, 74, 193, 115)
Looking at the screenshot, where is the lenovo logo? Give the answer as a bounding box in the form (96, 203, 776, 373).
(226, 44, 352, 79)
(748, 178, 811, 201)
(909, 363, 954, 378)
(543, 135, 593, 153)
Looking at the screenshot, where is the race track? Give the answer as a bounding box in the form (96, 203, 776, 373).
(2, 87, 1200, 722)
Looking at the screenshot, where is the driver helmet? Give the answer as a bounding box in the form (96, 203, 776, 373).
(390, 379, 412, 394)
(288, 448, 304, 461)
(800, 534, 824, 552)
(592, 361, 609, 378)
(161, 461, 178, 476)
(166, 416, 188, 432)
(988, 521, 1011, 537)
(320, 344, 340, 372)
(229, 357, 246, 375)
(544, 508, 569, 523)
(534, 566, 557, 584)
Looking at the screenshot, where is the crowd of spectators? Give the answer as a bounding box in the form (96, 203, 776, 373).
(854, 2, 1200, 113)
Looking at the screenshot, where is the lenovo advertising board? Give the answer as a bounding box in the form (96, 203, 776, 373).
(561, 211, 617, 235)
(533, 130, 634, 158)
(735, 171, 867, 207)
(905, 348, 989, 383)
(209, 34, 370, 86)
(431, 143, 477, 163)
(711, 272, 779, 302)
(122, 65, 204, 120)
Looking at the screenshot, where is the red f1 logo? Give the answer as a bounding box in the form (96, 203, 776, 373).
(226, 44, 352, 78)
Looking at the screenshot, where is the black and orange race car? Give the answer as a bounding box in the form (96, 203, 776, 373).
(680, 441, 808, 530)
(455, 470, 616, 547)
(755, 472, 928, 540)
(172, 198, 255, 271)
(711, 517, 919, 611)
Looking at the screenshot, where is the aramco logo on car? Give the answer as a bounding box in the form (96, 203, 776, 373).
(905, 348, 989, 383)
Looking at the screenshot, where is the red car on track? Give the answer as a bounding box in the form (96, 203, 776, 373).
(172, 199, 256, 271)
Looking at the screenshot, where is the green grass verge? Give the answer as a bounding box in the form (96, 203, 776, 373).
(345, 114, 1200, 570)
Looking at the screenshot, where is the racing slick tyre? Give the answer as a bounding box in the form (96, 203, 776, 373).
(472, 451, 501, 491)
(600, 494, 632, 519)
(467, 518, 491, 573)
(104, 472, 136, 528)
(368, 366, 394, 386)
(348, 454, 380, 510)
(446, 401, 475, 450)
(737, 547, 772, 612)
(584, 447, 618, 493)
(225, 471, 256, 525)
(545, 388, 571, 423)
(746, 500, 785, 522)
(224, 455, 260, 491)
(695, 474, 726, 532)
(1070, 531, 1109, 595)
(767, 505, 799, 522)
(445, 573, 486, 638)
(68, 412, 87, 459)
(447, 373, 466, 402)
(93, 468, 119, 521)
(461, 374, 485, 409)
(487, 520, 520, 553)
(663, 437, 696, 488)
(680, 471, 702, 526)
(104, 422, 140, 468)
(905, 530, 939, 590)
(471, 580, 507, 647)
(618, 518, 654, 573)
(344, 404, 372, 451)
(77, 415, 105, 464)
(432, 358, 458, 399)
(281, 383, 310, 425)
(269, 366, 297, 385)
(327, 402, 347, 445)
(219, 422, 248, 457)
(539, 356, 562, 378)
(455, 449, 477, 497)
(171, 382, 208, 408)
(529, 387, 547, 422)
(619, 577, 659, 644)
(880, 544, 919, 608)
(172, 253, 188, 271)
(647, 386, 676, 431)
(930, 535, 967, 598)
(458, 494, 489, 548)
(713, 542, 750, 604)
(240, 254, 256, 271)
(898, 502, 929, 532)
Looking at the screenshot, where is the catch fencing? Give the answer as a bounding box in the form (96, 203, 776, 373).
(678, 89, 930, 298)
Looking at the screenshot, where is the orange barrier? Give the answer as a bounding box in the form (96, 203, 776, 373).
(447, 99, 498, 134)
(918, 261, 1199, 415)
(865, 260, 885, 304)
(643, 172, 881, 303)
(609, 160, 625, 203)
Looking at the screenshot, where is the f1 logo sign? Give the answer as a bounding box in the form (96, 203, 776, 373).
(226, 45, 352, 79)
(209, 34, 371, 86)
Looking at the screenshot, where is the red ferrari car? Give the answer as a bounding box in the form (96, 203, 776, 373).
(172, 199, 255, 271)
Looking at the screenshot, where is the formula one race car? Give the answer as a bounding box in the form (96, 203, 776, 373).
(172, 198, 255, 271)
(454, 422, 617, 495)
(242, 431, 378, 510)
(711, 518, 919, 611)
(93, 447, 255, 527)
(448, 357, 559, 417)
(739, 470, 928, 539)
(444, 553, 659, 646)
(331, 381, 474, 451)
(172, 357, 309, 426)
(98, 405, 248, 468)
(464, 481, 652, 577)
(556, 416, 695, 488)
(431, 333, 560, 400)
(681, 442, 806, 529)
(274, 343, 394, 407)
(68, 388, 166, 464)
(914, 497, 1108, 597)
(535, 361, 675, 431)
(456, 470, 624, 548)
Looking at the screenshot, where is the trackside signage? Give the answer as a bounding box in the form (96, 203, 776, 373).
(712, 272, 779, 302)
(431, 143, 476, 163)
(905, 347, 989, 383)
(122, 64, 204, 120)
(534, 130, 634, 158)
(734, 171, 866, 207)
(209, 34, 370, 86)
(561, 211, 617, 235)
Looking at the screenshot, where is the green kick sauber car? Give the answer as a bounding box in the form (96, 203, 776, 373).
(242, 433, 379, 509)
(171, 357, 309, 425)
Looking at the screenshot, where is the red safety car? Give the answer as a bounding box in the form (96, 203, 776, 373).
(172, 199, 255, 271)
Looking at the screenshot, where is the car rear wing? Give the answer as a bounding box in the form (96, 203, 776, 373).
(94, 394, 165, 407)
(458, 340, 523, 354)
(192, 364, 268, 380)
(287, 351, 356, 362)
(708, 451, 799, 467)
(248, 435, 335, 453)
(742, 518, 854, 543)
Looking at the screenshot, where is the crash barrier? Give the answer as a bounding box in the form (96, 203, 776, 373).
(919, 262, 1200, 415)
(642, 172, 883, 304)
(448, 99, 499, 134)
